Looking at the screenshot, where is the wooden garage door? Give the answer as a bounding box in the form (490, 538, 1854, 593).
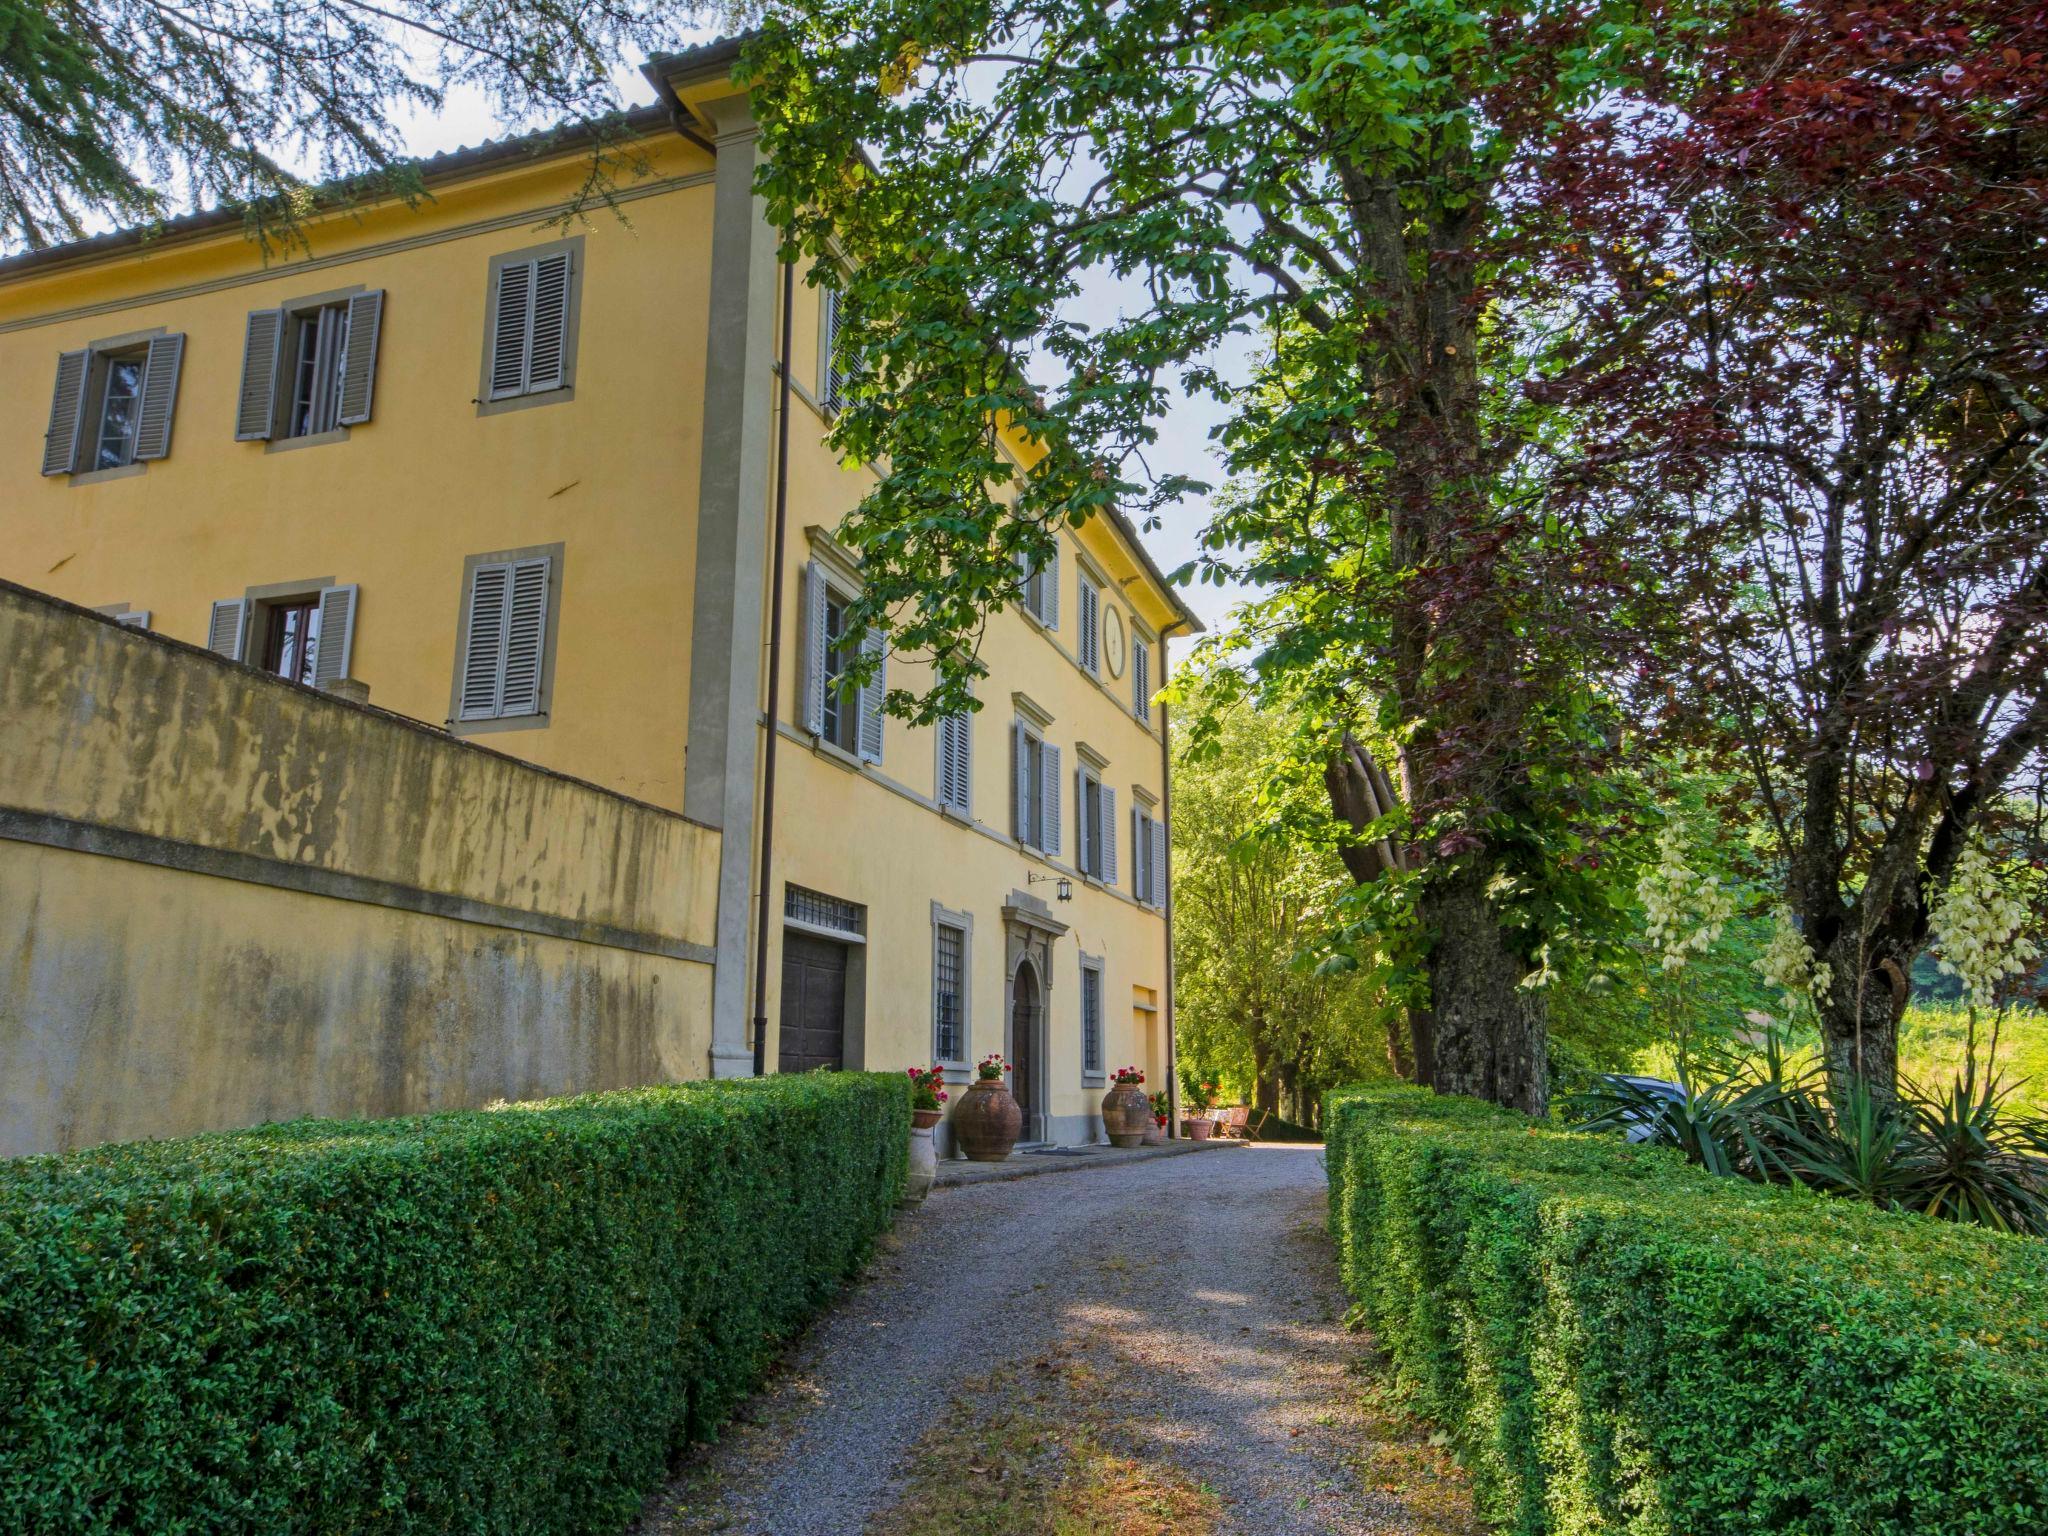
(778, 930, 848, 1074)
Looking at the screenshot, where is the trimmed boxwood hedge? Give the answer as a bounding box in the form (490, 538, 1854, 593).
(1326, 1086, 2048, 1535)
(0, 1072, 907, 1534)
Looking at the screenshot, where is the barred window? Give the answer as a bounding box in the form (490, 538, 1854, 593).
(785, 884, 864, 936)
(1081, 963, 1103, 1076)
(934, 922, 965, 1063)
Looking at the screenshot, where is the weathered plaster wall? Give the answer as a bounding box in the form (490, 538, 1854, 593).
(0, 584, 720, 1155)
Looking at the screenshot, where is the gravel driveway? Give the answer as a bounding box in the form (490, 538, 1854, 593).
(636, 1143, 1475, 1536)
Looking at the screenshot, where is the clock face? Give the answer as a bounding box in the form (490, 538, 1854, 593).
(1103, 605, 1127, 679)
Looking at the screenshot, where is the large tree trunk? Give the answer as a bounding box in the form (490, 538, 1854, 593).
(1815, 927, 1911, 1104)
(1383, 1011, 1415, 1080)
(1421, 864, 1548, 1114)
(1251, 1028, 1278, 1116)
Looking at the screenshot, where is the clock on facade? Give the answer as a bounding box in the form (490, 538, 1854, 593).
(1102, 604, 1127, 679)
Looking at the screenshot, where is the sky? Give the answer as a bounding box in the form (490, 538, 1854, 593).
(394, 46, 1261, 665)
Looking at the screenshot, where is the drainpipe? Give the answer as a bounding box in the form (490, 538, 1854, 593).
(749, 259, 798, 1076)
(1157, 618, 1186, 1134)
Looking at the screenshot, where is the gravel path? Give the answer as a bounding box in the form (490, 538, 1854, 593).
(637, 1143, 1474, 1536)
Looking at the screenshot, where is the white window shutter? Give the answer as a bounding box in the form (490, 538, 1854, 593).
(206, 599, 250, 660)
(41, 350, 91, 476)
(234, 309, 286, 441)
(459, 564, 511, 719)
(1133, 639, 1151, 720)
(132, 334, 186, 461)
(857, 627, 886, 763)
(1151, 816, 1168, 908)
(527, 254, 572, 392)
(1101, 785, 1117, 885)
(955, 711, 973, 812)
(1042, 742, 1062, 858)
(499, 558, 550, 717)
(1043, 544, 1060, 630)
(800, 561, 828, 735)
(489, 260, 534, 400)
(1078, 579, 1099, 673)
(312, 585, 358, 687)
(336, 291, 384, 426)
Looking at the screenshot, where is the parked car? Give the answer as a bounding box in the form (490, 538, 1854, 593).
(1603, 1075, 1687, 1142)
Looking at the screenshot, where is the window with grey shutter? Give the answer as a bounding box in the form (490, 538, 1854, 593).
(1077, 574, 1100, 673)
(1101, 784, 1117, 884)
(1013, 721, 1035, 843)
(40, 350, 91, 475)
(800, 561, 829, 735)
(235, 309, 286, 440)
(311, 585, 359, 687)
(114, 610, 152, 631)
(1151, 815, 1168, 908)
(1041, 742, 1062, 857)
(335, 291, 384, 426)
(488, 249, 575, 401)
(1132, 637, 1151, 721)
(938, 709, 972, 812)
(131, 333, 186, 462)
(459, 557, 551, 720)
(857, 627, 886, 764)
(821, 286, 849, 411)
(207, 599, 251, 660)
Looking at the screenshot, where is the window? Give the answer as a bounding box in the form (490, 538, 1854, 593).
(820, 285, 850, 412)
(234, 292, 384, 441)
(1076, 570, 1102, 674)
(1074, 762, 1117, 884)
(204, 585, 358, 687)
(484, 242, 579, 404)
(1132, 635, 1152, 721)
(936, 708, 973, 813)
(932, 913, 969, 1065)
(1132, 803, 1168, 908)
(788, 884, 865, 936)
(1012, 721, 1061, 855)
(801, 559, 885, 762)
(40, 334, 185, 476)
(1016, 541, 1060, 628)
(1080, 959, 1104, 1080)
(455, 555, 555, 723)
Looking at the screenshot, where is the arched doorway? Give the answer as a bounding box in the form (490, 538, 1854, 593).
(1010, 959, 1040, 1142)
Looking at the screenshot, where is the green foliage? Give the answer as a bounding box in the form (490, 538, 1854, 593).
(1326, 1086, 2048, 1535)
(0, 1073, 908, 1534)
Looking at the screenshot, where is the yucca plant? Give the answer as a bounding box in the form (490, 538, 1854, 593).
(1766, 1081, 1926, 1211)
(1903, 1069, 2048, 1235)
(1569, 1064, 1806, 1180)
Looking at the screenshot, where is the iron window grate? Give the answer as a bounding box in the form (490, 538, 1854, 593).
(786, 884, 865, 936)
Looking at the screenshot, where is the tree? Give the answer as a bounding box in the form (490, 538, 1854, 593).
(1170, 683, 1392, 1122)
(0, 0, 701, 250)
(747, 0, 1669, 1114)
(1532, 0, 2048, 1097)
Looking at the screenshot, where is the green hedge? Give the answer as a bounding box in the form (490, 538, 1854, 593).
(0, 1072, 907, 1534)
(1326, 1086, 2048, 1535)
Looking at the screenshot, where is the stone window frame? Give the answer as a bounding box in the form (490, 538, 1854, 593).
(931, 901, 974, 1074)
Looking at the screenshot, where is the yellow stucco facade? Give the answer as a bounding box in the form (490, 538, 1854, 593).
(0, 44, 1196, 1152)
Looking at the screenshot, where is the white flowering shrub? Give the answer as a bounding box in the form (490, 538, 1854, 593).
(1930, 840, 2041, 1009)
(1754, 906, 1832, 1019)
(1636, 826, 1735, 973)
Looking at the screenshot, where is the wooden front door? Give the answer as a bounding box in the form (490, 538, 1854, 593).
(1011, 961, 1039, 1139)
(779, 931, 848, 1073)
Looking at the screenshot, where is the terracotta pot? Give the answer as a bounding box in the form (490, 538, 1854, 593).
(953, 1078, 1022, 1162)
(1142, 1117, 1165, 1146)
(911, 1107, 943, 1130)
(1182, 1117, 1215, 1141)
(1100, 1082, 1152, 1148)
(903, 1126, 937, 1205)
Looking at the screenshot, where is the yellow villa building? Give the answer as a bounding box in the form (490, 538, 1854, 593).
(0, 40, 1198, 1155)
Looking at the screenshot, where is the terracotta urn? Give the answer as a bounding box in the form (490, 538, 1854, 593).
(911, 1108, 943, 1130)
(1100, 1082, 1152, 1149)
(953, 1078, 1022, 1162)
(1182, 1116, 1215, 1142)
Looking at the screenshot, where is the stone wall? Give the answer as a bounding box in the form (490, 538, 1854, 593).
(0, 579, 720, 1155)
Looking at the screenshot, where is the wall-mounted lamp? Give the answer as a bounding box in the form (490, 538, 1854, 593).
(1028, 871, 1074, 903)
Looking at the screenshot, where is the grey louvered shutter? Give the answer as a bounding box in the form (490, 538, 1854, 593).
(857, 627, 886, 763)
(115, 611, 151, 631)
(235, 309, 285, 440)
(500, 558, 550, 716)
(1151, 816, 1168, 908)
(336, 291, 384, 426)
(821, 287, 846, 411)
(1078, 579, 1099, 673)
(1133, 639, 1150, 719)
(800, 561, 828, 735)
(1043, 544, 1060, 629)
(207, 599, 250, 660)
(312, 585, 358, 687)
(132, 334, 186, 461)
(489, 260, 534, 399)
(527, 255, 571, 392)
(1042, 743, 1062, 858)
(459, 564, 511, 718)
(1101, 784, 1117, 885)
(1013, 723, 1031, 841)
(952, 711, 972, 811)
(1132, 807, 1147, 901)
(41, 350, 91, 476)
